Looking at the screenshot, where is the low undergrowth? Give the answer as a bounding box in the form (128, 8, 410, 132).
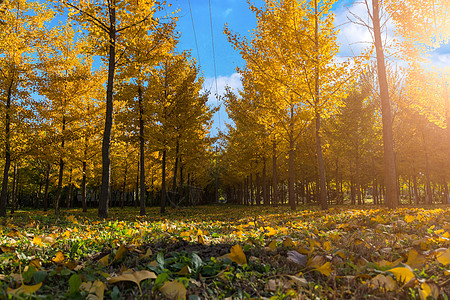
(0, 204, 449, 299)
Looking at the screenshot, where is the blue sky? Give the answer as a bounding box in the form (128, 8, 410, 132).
(167, 0, 450, 135)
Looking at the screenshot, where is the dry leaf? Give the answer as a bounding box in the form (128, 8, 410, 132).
(406, 249, 426, 269)
(114, 245, 127, 262)
(388, 267, 415, 283)
(418, 282, 439, 300)
(436, 249, 450, 266)
(52, 251, 65, 263)
(314, 262, 332, 277)
(7, 282, 42, 295)
(228, 244, 247, 265)
(160, 280, 187, 300)
(370, 274, 397, 291)
(287, 251, 307, 268)
(108, 270, 156, 294)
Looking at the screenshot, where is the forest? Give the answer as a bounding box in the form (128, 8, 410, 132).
(0, 0, 449, 299)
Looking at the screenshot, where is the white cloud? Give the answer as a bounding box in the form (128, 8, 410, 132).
(223, 8, 233, 18)
(203, 72, 242, 104)
(334, 0, 396, 60)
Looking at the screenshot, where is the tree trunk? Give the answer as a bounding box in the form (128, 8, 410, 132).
(372, 156, 378, 205)
(160, 149, 167, 214)
(256, 172, 261, 205)
(138, 84, 146, 215)
(0, 78, 13, 217)
(356, 149, 361, 205)
(55, 115, 66, 215)
(66, 169, 72, 209)
(372, 0, 398, 209)
(43, 163, 50, 212)
(263, 158, 268, 205)
(99, 8, 116, 219)
(422, 131, 432, 205)
(10, 164, 17, 214)
(272, 139, 278, 206)
(413, 173, 419, 205)
(82, 160, 87, 212)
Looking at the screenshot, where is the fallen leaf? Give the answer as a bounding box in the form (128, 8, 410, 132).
(283, 237, 295, 248)
(52, 251, 65, 264)
(160, 280, 187, 300)
(436, 249, 450, 266)
(99, 255, 109, 266)
(418, 282, 439, 300)
(307, 255, 326, 269)
(267, 240, 277, 250)
(108, 270, 156, 294)
(177, 265, 190, 275)
(388, 267, 415, 284)
(81, 280, 106, 300)
(406, 249, 426, 269)
(228, 244, 247, 265)
(32, 236, 43, 247)
(7, 282, 42, 295)
(314, 262, 332, 277)
(140, 248, 153, 259)
(114, 245, 127, 262)
(405, 215, 415, 223)
(287, 251, 307, 268)
(370, 274, 397, 291)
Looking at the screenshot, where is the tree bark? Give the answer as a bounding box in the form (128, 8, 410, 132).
(372, 0, 398, 209)
(160, 149, 167, 214)
(0, 78, 13, 217)
(272, 139, 278, 206)
(55, 115, 66, 215)
(43, 163, 50, 212)
(99, 7, 116, 219)
(138, 84, 146, 215)
(263, 158, 268, 205)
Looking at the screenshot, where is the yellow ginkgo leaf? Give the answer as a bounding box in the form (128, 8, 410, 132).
(114, 245, 127, 262)
(160, 280, 187, 300)
(406, 249, 426, 269)
(370, 274, 397, 291)
(267, 240, 277, 250)
(436, 249, 450, 266)
(81, 280, 106, 300)
(177, 265, 190, 275)
(314, 262, 332, 277)
(388, 267, 415, 284)
(108, 270, 156, 294)
(52, 251, 65, 264)
(405, 215, 415, 223)
(418, 282, 439, 300)
(307, 256, 326, 269)
(99, 254, 109, 267)
(29, 258, 41, 270)
(32, 236, 43, 247)
(228, 244, 247, 265)
(282, 237, 295, 248)
(197, 235, 205, 244)
(7, 282, 42, 295)
(140, 248, 152, 259)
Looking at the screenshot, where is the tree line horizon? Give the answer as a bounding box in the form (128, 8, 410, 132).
(0, 0, 448, 218)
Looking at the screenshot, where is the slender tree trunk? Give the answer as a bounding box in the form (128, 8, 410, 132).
(82, 160, 87, 212)
(263, 158, 268, 205)
(172, 139, 179, 192)
(10, 164, 17, 214)
(372, 0, 398, 209)
(372, 156, 378, 205)
(138, 84, 146, 216)
(43, 163, 50, 212)
(121, 162, 127, 209)
(66, 168, 72, 209)
(421, 131, 432, 205)
(444, 179, 449, 204)
(314, 0, 327, 210)
(0, 78, 13, 217)
(160, 149, 167, 214)
(55, 115, 66, 215)
(99, 8, 116, 219)
(288, 137, 296, 211)
(272, 139, 278, 206)
(413, 173, 419, 205)
(356, 149, 361, 205)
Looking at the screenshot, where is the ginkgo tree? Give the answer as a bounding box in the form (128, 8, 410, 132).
(225, 0, 360, 210)
(53, 0, 177, 218)
(0, 0, 54, 217)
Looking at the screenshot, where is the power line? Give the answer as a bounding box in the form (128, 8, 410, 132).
(188, 0, 201, 67)
(208, 0, 220, 134)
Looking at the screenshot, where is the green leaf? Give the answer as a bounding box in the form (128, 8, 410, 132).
(33, 271, 47, 284)
(69, 274, 82, 294)
(191, 253, 202, 270)
(157, 252, 165, 269)
(23, 265, 36, 283)
(154, 272, 170, 290)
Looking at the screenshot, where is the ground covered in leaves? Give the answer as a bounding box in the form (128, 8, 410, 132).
(0, 204, 449, 299)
